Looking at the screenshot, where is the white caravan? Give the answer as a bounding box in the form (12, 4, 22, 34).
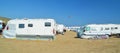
(56, 24, 65, 35)
(2, 19, 57, 40)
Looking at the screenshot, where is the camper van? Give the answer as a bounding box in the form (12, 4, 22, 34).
(2, 19, 57, 40)
(84, 24, 120, 35)
(56, 24, 65, 35)
(79, 24, 120, 39)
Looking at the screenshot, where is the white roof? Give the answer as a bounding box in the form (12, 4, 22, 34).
(8, 19, 55, 24)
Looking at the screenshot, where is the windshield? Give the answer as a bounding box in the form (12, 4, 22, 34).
(85, 27, 90, 31)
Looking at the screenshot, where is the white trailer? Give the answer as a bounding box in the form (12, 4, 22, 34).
(56, 24, 65, 35)
(2, 19, 57, 40)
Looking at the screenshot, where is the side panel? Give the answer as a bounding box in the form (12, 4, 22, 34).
(84, 26, 111, 35)
(43, 21, 54, 36)
(35, 22, 45, 35)
(16, 22, 38, 35)
(111, 25, 120, 34)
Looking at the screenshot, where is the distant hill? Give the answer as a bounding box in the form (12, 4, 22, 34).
(0, 16, 10, 24)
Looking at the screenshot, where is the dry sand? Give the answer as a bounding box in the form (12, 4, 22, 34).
(0, 31, 120, 53)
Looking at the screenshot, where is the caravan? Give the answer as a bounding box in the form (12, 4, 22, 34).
(56, 24, 65, 35)
(2, 19, 57, 40)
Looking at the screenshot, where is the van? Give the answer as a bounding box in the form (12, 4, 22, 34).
(79, 24, 120, 39)
(84, 24, 120, 36)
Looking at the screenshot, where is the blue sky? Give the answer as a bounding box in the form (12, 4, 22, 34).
(0, 0, 120, 26)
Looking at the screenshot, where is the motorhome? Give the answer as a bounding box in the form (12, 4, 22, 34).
(84, 24, 120, 35)
(2, 19, 57, 40)
(77, 24, 120, 39)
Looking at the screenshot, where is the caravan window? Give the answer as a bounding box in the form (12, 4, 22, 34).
(28, 24, 33, 27)
(105, 28, 109, 30)
(45, 22, 51, 27)
(111, 27, 118, 30)
(115, 27, 118, 29)
(19, 24, 24, 28)
(111, 27, 114, 30)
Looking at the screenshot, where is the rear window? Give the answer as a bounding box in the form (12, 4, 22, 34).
(45, 22, 51, 27)
(19, 24, 24, 28)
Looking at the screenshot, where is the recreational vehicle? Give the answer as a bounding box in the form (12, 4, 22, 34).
(84, 24, 120, 35)
(56, 24, 65, 35)
(2, 19, 57, 40)
(77, 24, 120, 39)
